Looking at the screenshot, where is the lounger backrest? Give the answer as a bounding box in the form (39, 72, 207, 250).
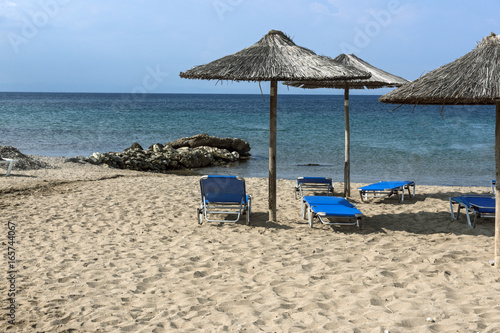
(459, 195, 495, 209)
(297, 177, 332, 185)
(200, 175, 246, 204)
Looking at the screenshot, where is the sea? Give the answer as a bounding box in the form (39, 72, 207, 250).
(0, 92, 495, 187)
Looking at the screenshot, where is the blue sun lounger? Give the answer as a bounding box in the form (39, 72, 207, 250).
(295, 177, 334, 199)
(449, 195, 495, 228)
(358, 181, 415, 203)
(198, 175, 252, 225)
(300, 195, 350, 219)
(303, 196, 362, 229)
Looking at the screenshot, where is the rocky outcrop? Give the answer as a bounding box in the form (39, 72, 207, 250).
(84, 134, 251, 172)
(166, 133, 251, 157)
(0, 145, 52, 170)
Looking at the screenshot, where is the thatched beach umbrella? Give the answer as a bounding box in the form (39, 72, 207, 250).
(285, 54, 408, 197)
(180, 30, 370, 222)
(379, 32, 500, 266)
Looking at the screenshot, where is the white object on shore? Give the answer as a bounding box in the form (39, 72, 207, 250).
(0, 158, 16, 176)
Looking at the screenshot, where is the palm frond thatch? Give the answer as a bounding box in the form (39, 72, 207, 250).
(179, 30, 371, 82)
(284, 54, 408, 89)
(379, 33, 500, 105)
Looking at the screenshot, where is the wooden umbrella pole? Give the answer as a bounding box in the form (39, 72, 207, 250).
(344, 83, 351, 197)
(269, 80, 278, 222)
(495, 99, 500, 267)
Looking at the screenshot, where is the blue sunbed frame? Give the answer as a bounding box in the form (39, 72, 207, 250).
(295, 177, 334, 199)
(449, 195, 495, 228)
(303, 196, 362, 229)
(358, 181, 415, 203)
(299, 195, 349, 219)
(198, 175, 251, 225)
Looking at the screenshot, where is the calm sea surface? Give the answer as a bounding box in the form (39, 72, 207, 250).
(0, 92, 494, 186)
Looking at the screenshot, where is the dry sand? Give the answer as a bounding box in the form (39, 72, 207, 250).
(1, 157, 499, 332)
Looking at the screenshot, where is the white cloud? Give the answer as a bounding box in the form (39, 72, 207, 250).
(309, 2, 331, 16)
(0, 0, 18, 16)
(3, 0, 16, 7)
(323, 0, 408, 23)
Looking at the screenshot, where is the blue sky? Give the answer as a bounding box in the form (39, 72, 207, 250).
(0, 0, 498, 95)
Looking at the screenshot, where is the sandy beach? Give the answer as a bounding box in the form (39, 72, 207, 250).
(1, 157, 500, 332)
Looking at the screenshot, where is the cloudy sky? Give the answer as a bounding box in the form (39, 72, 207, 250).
(0, 0, 498, 94)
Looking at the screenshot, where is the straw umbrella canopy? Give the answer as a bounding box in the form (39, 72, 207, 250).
(285, 54, 409, 196)
(180, 30, 370, 222)
(379, 32, 500, 266)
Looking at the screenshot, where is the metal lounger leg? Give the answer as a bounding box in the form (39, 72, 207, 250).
(301, 199, 306, 219)
(450, 199, 458, 220)
(198, 206, 204, 225)
(307, 205, 313, 228)
(316, 214, 361, 228)
(464, 207, 474, 228)
(203, 203, 244, 223)
(246, 196, 251, 225)
(450, 199, 465, 221)
(6, 160, 14, 176)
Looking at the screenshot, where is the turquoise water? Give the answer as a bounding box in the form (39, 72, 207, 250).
(0, 92, 494, 186)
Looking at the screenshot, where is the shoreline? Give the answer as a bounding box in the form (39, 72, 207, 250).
(3, 155, 494, 203)
(1, 155, 499, 331)
(3, 154, 494, 188)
